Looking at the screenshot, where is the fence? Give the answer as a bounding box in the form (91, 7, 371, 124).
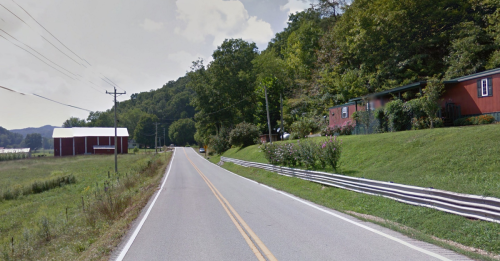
(220, 157, 500, 224)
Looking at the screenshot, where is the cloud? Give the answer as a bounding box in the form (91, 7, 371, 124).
(280, 0, 311, 15)
(140, 18, 164, 32)
(174, 0, 274, 47)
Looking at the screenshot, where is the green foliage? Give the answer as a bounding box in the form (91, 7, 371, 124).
(0, 127, 23, 148)
(383, 100, 409, 131)
(133, 147, 139, 154)
(454, 115, 496, 126)
(25, 133, 42, 152)
(290, 117, 319, 138)
(209, 128, 231, 155)
(62, 117, 87, 128)
(168, 118, 196, 146)
(260, 137, 342, 170)
(190, 39, 258, 143)
(229, 122, 260, 147)
(133, 114, 159, 147)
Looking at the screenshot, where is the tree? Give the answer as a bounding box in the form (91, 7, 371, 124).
(190, 39, 259, 143)
(229, 122, 260, 147)
(168, 118, 196, 146)
(133, 114, 159, 147)
(62, 117, 86, 127)
(25, 133, 42, 152)
(420, 78, 444, 129)
(0, 127, 23, 148)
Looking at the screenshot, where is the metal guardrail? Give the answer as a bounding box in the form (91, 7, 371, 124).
(220, 157, 500, 224)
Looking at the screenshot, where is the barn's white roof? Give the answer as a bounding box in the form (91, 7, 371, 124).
(0, 148, 30, 154)
(52, 127, 129, 138)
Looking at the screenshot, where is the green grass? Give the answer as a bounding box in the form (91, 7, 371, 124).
(210, 158, 500, 260)
(222, 124, 500, 198)
(0, 153, 171, 261)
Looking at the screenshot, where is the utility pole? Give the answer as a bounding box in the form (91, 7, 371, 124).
(106, 87, 126, 173)
(163, 128, 165, 147)
(264, 85, 272, 143)
(154, 123, 160, 154)
(280, 93, 284, 140)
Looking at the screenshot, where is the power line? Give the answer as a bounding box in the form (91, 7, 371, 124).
(10, 0, 86, 63)
(0, 33, 104, 94)
(0, 34, 76, 80)
(0, 28, 77, 77)
(4, 0, 126, 92)
(0, 2, 85, 67)
(0, 85, 92, 112)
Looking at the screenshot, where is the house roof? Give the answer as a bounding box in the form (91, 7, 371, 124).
(328, 102, 355, 110)
(349, 81, 427, 102)
(444, 67, 500, 83)
(52, 127, 129, 138)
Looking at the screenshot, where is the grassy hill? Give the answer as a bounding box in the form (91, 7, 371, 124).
(221, 124, 500, 198)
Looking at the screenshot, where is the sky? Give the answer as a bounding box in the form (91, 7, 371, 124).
(0, 0, 312, 130)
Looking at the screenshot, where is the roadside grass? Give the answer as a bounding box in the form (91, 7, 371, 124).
(209, 158, 500, 260)
(0, 152, 171, 261)
(222, 124, 500, 198)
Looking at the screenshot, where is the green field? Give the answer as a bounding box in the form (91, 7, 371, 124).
(222, 124, 500, 197)
(0, 152, 171, 261)
(211, 124, 500, 260)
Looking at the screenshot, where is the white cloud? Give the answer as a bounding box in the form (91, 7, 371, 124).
(280, 0, 311, 15)
(140, 18, 164, 32)
(174, 0, 274, 47)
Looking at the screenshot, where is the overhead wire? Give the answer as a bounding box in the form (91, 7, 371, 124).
(0, 85, 92, 112)
(0, 32, 104, 94)
(2, 0, 126, 91)
(0, 2, 86, 67)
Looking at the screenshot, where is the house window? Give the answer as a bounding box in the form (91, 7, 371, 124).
(481, 79, 488, 97)
(341, 107, 348, 118)
(366, 101, 375, 111)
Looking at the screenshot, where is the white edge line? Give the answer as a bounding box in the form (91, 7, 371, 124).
(192, 149, 451, 261)
(115, 148, 177, 261)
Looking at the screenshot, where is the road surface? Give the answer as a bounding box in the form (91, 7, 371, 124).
(112, 148, 470, 261)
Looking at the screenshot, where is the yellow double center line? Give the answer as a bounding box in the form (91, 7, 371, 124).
(183, 148, 277, 261)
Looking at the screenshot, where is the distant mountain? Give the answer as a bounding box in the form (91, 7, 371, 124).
(10, 125, 58, 139)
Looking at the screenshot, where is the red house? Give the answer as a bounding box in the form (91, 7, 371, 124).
(329, 67, 500, 128)
(442, 68, 500, 120)
(329, 82, 427, 128)
(53, 127, 129, 157)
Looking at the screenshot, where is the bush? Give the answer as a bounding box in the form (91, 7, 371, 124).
(321, 121, 353, 136)
(260, 137, 342, 170)
(229, 122, 260, 147)
(291, 117, 319, 138)
(133, 147, 139, 154)
(297, 139, 317, 169)
(454, 115, 495, 126)
(210, 130, 231, 155)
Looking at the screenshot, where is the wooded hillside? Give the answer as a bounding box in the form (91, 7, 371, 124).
(64, 0, 500, 147)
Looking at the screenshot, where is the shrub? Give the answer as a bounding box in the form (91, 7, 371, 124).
(319, 136, 342, 170)
(340, 121, 354, 135)
(454, 115, 495, 126)
(297, 139, 317, 169)
(260, 138, 342, 170)
(209, 128, 231, 155)
(291, 117, 319, 138)
(229, 122, 260, 147)
(384, 100, 409, 131)
(133, 147, 139, 154)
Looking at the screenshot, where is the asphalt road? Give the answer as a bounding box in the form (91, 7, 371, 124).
(112, 148, 471, 261)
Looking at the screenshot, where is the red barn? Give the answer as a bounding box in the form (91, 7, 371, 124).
(52, 127, 129, 157)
